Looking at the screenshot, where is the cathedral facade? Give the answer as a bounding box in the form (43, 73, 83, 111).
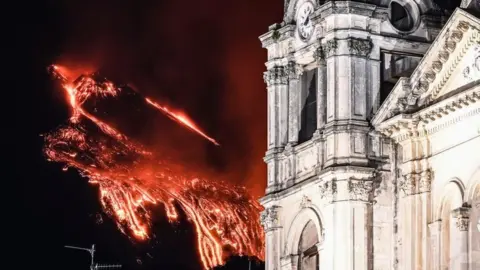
(259, 1, 479, 269)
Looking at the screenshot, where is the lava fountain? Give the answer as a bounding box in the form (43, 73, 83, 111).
(43, 65, 264, 269)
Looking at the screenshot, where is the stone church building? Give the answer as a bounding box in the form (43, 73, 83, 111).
(259, 0, 479, 269)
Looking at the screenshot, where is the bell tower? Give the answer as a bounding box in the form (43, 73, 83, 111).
(259, 1, 454, 269)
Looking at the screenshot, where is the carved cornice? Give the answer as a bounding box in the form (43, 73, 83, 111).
(378, 87, 480, 139)
(452, 206, 471, 231)
(348, 179, 374, 202)
(260, 205, 282, 232)
(319, 180, 337, 202)
(347, 37, 373, 58)
(372, 12, 480, 127)
(428, 21, 479, 101)
(286, 61, 304, 80)
(263, 66, 288, 87)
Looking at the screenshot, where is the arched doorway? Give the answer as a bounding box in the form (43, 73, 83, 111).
(298, 220, 319, 270)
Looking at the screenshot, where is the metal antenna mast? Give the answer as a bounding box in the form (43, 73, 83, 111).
(65, 244, 122, 270)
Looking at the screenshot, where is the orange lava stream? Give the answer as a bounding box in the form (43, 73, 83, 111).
(44, 65, 264, 269)
(145, 98, 220, 146)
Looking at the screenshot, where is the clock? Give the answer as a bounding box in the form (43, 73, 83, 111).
(297, 2, 315, 40)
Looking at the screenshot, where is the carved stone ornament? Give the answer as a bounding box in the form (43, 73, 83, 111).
(286, 61, 304, 80)
(300, 195, 312, 209)
(263, 66, 288, 87)
(319, 180, 337, 201)
(323, 39, 338, 58)
(348, 179, 374, 202)
(313, 46, 326, 63)
(462, 45, 480, 81)
(260, 206, 281, 231)
(418, 169, 433, 193)
(399, 174, 416, 197)
(347, 37, 373, 57)
(452, 207, 471, 231)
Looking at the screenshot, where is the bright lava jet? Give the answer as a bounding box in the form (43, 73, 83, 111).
(43, 65, 264, 269)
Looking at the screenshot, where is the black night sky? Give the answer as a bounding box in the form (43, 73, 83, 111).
(13, 1, 282, 269)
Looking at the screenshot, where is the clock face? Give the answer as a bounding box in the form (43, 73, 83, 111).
(297, 2, 314, 40)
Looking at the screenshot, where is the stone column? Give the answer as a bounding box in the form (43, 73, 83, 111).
(428, 220, 442, 270)
(418, 169, 433, 270)
(451, 206, 470, 270)
(261, 206, 283, 270)
(330, 177, 373, 270)
(286, 62, 303, 146)
(264, 66, 289, 149)
(398, 173, 417, 270)
(313, 46, 327, 131)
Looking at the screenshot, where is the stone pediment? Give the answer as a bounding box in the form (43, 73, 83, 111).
(372, 8, 480, 127)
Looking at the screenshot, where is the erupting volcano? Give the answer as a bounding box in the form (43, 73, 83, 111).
(43, 65, 264, 269)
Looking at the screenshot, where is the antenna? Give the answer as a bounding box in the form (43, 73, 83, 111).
(65, 244, 122, 270)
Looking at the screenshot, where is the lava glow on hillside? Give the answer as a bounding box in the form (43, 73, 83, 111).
(43, 65, 264, 269)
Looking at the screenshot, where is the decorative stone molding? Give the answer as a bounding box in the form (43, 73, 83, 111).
(286, 61, 304, 80)
(452, 206, 471, 231)
(429, 20, 478, 100)
(300, 195, 312, 209)
(313, 45, 326, 64)
(260, 205, 282, 232)
(347, 37, 373, 57)
(462, 44, 480, 80)
(348, 179, 373, 202)
(399, 174, 416, 197)
(319, 180, 337, 201)
(418, 169, 433, 193)
(373, 16, 480, 125)
(323, 39, 338, 58)
(263, 66, 288, 87)
(378, 89, 480, 139)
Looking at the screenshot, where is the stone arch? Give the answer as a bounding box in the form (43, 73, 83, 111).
(438, 179, 465, 269)
(466, 167, 480, 267)
(465, 166, 480, 204)
(436, 179, 465, 220)
(284, 207, 324, 257)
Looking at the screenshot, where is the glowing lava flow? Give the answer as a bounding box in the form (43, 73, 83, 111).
(146, 98, 220, 146)
(44, 65, 264, 269)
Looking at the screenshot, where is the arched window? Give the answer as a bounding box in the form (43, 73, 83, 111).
(298, 220, 319, 270)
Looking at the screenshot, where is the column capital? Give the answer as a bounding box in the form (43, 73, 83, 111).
(261, 205, 282, 232)
(347, 37, 373, 58)
(399, 173, 416, 197)
(321, 38, 338, 58)
(286, 61, 303, 80)
(348, 178, 374, 202)
(264, 66, 288, 87)
(418, 169, 433, 193)
(319, 179, 337, 203)
(452, 206, 471, 231)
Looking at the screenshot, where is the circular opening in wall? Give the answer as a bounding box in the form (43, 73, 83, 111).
(389, 1, 415, 32)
